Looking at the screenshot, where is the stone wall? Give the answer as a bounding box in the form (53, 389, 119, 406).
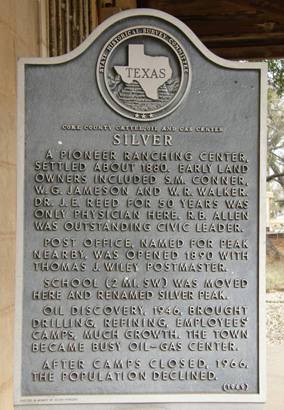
(0, 1, 40, 408)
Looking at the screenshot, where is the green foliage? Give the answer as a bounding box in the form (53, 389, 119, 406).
(267, 61, 284, 187)
(268, 60, 284, 97)
(267, 88, 284, 187)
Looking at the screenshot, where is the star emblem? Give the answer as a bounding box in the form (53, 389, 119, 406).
(134, 112, 155, 120)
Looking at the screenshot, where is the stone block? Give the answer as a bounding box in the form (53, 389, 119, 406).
(0, 93, 16, 166)
(0, 22, 16, 96)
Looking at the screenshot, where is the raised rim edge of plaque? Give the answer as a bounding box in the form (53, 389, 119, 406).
(14, 8, 267, 405)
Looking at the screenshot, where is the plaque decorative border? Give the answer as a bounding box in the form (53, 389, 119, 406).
(15, 8, 267, 407)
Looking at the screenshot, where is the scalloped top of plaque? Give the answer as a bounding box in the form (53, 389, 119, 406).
(19, 8, 265, 123)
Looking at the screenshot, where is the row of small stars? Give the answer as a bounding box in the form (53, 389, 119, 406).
(134, 113, 154, 119)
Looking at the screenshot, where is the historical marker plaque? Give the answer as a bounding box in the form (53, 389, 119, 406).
(15, 9, 266, 407)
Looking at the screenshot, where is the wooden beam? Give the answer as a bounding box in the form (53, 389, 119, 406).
(139, 0, 284, 59)
(98, 0, 137, 23)
(140, 0, 259, 18)
(90, 0, 98, 30)
(251, 0, 284, 25)
(211, 44, 284, 59)
(179, 16, 283, 36)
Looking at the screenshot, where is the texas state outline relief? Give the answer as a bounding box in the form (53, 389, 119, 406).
(114, 44, 172, 100)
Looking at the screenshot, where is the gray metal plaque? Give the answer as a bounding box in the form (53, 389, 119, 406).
(15, 9, 266, 407)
